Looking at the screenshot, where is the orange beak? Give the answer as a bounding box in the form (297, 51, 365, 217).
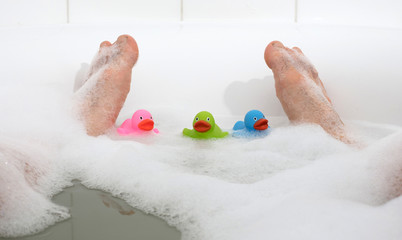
(138, 119, 154, 131)
(253, 119, 268, 130)
(194, 120, 211, 132)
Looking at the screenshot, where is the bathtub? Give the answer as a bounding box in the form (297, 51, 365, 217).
(0, 22, 401, 240)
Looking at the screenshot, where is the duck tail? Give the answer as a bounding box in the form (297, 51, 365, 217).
(233, 121, 245, 130)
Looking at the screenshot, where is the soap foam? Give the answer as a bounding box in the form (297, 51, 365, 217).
(0, 82, 401, 240)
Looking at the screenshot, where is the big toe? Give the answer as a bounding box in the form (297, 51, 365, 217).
(264, 41, 287, 70)
(115, 35, 138, 54)
(113, 34, 139, 67)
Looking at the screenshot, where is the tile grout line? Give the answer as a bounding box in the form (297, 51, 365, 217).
(294, 0, 298, 23)
(180, 0, 184, 21)
(66, 0, 70, 23)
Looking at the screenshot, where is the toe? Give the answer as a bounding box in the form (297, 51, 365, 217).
(109, 35, 139, 68)
(264, 41, 287, 70)
(100, 41, 112, 48)
(292, 46, 303, 55)
(115, 35, 138, 52)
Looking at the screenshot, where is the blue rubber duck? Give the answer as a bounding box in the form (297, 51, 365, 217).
(232, 110, 270, 138)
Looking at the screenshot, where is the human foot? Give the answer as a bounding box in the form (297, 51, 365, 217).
(264, 41, 350, 143)
(75, 35, 139, 136)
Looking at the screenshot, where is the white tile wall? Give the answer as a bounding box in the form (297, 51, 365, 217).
(183, 0, 295, 22)
(69, 0, 181, 23)
(0, 0, 401, 28)
(0, 0, 67, 26)
(297, 0, 402, 28)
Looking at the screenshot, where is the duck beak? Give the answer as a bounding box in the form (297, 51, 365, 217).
(253, 119, 268, 130)
(194, 120, 211, 132)
(138, 119, 154, 131)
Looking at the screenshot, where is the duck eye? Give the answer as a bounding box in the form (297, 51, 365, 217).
(140, 116, 143, 120)
(253, 117, 257, 121)
(195, 117, 199, 121)
(150, 116, 153, 119)
(207, 117, 210, 121)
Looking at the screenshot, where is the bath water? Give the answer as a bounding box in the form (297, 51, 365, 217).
(0, 80, 401, 240)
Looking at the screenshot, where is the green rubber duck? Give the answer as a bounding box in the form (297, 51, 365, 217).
(183, 111, 228, 139)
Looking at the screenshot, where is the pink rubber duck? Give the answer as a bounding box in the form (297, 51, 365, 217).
(117, 109, 159, 135)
